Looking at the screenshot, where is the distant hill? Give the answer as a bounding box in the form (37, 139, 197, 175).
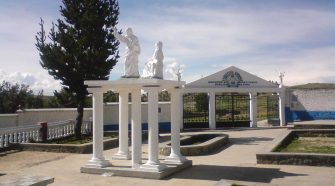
(289, 83, 335, 89)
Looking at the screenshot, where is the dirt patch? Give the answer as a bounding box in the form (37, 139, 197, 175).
(0, 151, 70, 172)
(24, 156, 67, 168)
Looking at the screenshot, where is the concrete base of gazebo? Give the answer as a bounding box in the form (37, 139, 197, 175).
(81, 160, 192, 179)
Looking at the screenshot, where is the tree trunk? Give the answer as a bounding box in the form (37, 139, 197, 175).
(75, 98, 85, 139)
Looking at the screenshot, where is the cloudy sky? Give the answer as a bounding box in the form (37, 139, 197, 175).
(0, 0, 335, 95)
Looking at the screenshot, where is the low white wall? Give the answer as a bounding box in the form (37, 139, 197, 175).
(0, 102, 171, 128)
(17, 108, 93, 126)
(0, 114, 19, 128)
(288, 89, 335, 111)
(103, 102, 171, 124)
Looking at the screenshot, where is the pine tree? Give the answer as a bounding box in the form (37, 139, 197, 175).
(36, 0, 120, 138)
(48, 88, 78, 108)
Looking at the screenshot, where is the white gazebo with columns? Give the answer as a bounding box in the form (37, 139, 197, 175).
(183, 66, 286, 129)
(83, 78, 189, 171)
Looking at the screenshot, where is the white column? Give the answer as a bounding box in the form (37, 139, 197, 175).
(131, 87, 142, 168)
(279, 89, 286, 126)
(85, 88, 110, 168)
(249, 92, 258, 128)
(208, 91, 216, 129)
(180, 92, 184, 130)
(113, 89, 130, 160)
(165, 88, 187, 164)
(141, 87, 167, 171)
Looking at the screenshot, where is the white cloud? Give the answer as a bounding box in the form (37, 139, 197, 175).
(0, 8, 61, 95)
(1, 1, 335, 94)
(0, 69, 61, 95)
(116, 5, 335, 85)
(209, 46, 335, 86)
(120, 7, 335, 60)
(163, 57, 186, 81)
(0, 6, 56, 73)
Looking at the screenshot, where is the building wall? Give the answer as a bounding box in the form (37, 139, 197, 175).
(2, 89, 334, 129)
(0, 114, 19, 128)
(286, 89, 335, 121)
(102, 102, 171, 131)
(17, 108, 93, 126)
(0, 108, 93, 128)
(0, 102, 172, 131)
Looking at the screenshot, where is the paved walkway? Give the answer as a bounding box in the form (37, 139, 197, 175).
(0, 128, 335, 186)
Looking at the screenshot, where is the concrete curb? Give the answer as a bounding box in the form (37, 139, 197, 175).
(160, 134, 229, 156)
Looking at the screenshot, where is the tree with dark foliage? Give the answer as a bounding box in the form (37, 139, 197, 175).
(36, 0, 120, 138)
(195, 93, 208, 112)
(26, 90, 44, 109)
(0, 81, 42, 113)
(47, 88, 78, 108)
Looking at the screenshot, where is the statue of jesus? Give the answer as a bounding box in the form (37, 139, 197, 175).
(112, 27, 140, 78)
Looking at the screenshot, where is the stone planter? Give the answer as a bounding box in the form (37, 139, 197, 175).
(160, 134, 229, 156)
(18, 138, 118, 154)
(257, 129, 335, 167)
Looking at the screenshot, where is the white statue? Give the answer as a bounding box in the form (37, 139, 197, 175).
(175, 66, 182, 81)
(279, 72, 285, 87)
(171, 63, 183, 81)
(113, 27, 140, 78)
(142, 41, 164, 79)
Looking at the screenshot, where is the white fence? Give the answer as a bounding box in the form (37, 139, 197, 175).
(0, 120, 92, 148)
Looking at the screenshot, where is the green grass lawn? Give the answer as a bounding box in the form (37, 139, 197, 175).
(278, 137, 335, 154)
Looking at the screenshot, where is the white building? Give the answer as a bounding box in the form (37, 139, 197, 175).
(183, 66, 286, 129)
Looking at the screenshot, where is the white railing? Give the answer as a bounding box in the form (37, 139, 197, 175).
(0, 119, 93, 148)
(0, 125, 41, 148)
(47, 120, 92, 140)
(47, 120, 75, 140)
(81, 120, 93, 134)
